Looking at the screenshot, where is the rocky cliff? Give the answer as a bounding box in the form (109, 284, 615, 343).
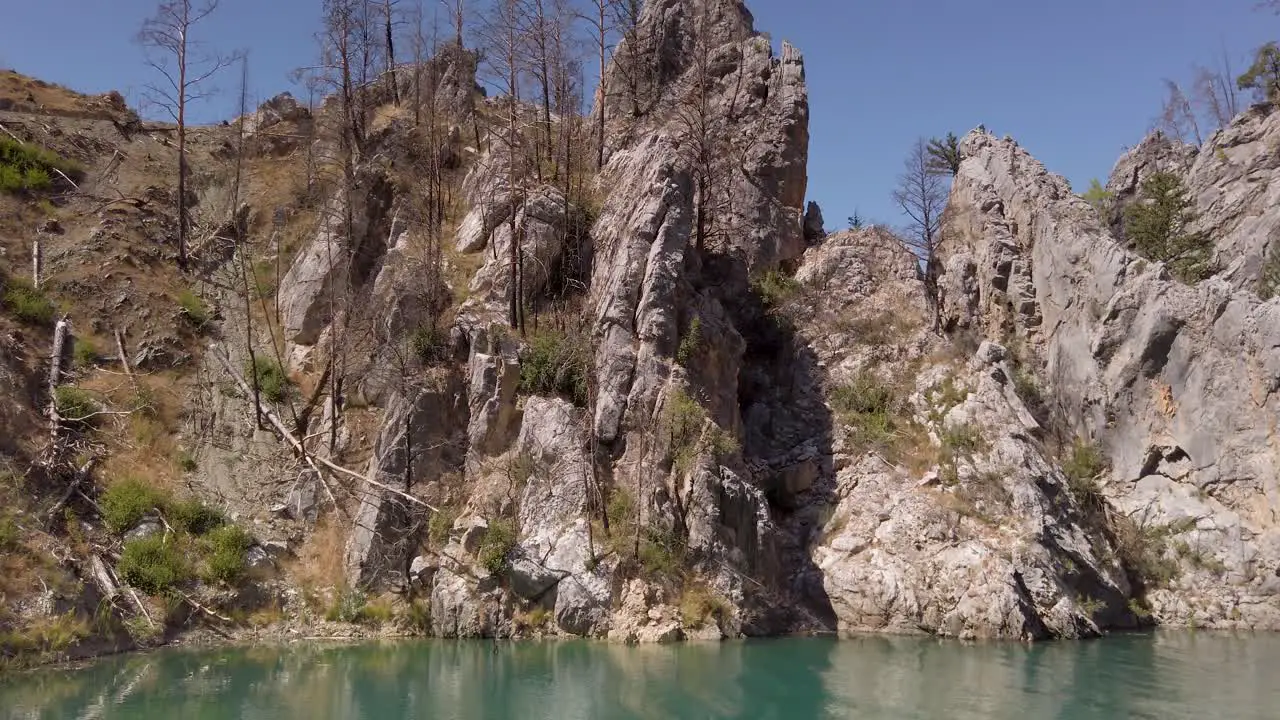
(6, 1, 1280, 667)
(940, 105, 1280, 629)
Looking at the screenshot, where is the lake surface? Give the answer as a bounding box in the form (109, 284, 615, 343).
(2, 633, 1278, 719)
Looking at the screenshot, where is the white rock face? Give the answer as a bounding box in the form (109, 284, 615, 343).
(790, 231, 1129, 639)
(941, 122, 1280, 629)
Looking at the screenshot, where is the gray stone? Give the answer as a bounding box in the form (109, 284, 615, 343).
(124, 519, 162, 542)
(940, 121, 1280, 629)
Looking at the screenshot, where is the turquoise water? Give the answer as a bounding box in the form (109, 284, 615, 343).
(2, 633, 1278, 718)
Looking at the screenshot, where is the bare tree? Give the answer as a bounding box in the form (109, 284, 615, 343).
(892, 138, 947, 332)
(229, 57, 264, 426)
(137, 0, 235, 271)
(1158, 79, 1202, 146)
(580, 0, 613, 169)
(480, 0, 529, 330)
(1192, 48, 1240, 130)
(611, 0, 648, 117)
(383, 0, 401, 104)
(673, 10, 732, 254)
(442, 0, 467, 46)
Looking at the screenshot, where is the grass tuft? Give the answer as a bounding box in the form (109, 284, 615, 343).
(3, 277, 55, 325)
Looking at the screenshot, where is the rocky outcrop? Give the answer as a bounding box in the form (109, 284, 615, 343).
(941, 125, 1280, 629)
(786, 230, 1129, 639)
(346, 383, 468, 587)
(277, 169, 394, 347)
(1183, 104, 1280, 291)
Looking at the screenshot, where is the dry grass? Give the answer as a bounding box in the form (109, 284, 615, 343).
(81, 372, 185, 495)
(288, 515, 349, 591)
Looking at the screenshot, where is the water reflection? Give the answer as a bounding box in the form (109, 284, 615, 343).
(3, 632, 1279, 719)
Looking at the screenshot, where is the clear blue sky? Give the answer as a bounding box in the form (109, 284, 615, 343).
(3, 0, 1276, 230)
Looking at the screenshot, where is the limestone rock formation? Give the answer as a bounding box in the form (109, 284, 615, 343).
(941, 121, 1280, 629)
(789, 230, 1129, 639)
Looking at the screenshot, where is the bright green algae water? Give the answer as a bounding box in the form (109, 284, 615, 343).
(3, 633, 1278, 719)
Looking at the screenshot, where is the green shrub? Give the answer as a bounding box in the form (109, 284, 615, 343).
(168, 497, 224, 535)
(72, 338, 98, 368)
(53, 386, 98, 424)
(677, 316, 703, 366)
(325, 587, 368, 623)
(3, 277, 55, 325)
(1063, 438, 1108, 506)
(247, 357, 291, 404)
(1081, 178, 1115, 220)
(519, 330, 589, 406)
(478, 518, 517, 575)
(0, 137, 83, 194)
(176, 289, 210, 329)
(1114, 516, 1185, 590)
(750, 269, 800, 309)
(428, 506, 457, 547)
(100, 478, 166, 534)
(203, 525, 252, 584)
(410, 324, 451, 365)
(118, 535, 189, 594)
(1123, 172, 1214, 283)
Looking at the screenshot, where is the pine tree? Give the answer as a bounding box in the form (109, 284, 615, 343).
(1237, 42, 1280, 103)
(925, 132, 962, 177)
(1123, 172, 1214, 283)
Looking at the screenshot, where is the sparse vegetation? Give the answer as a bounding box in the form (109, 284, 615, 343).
(1082, 178, 1115, 220)
(1063, 438, 1108, 507)
(175, 449, 198, 473)
(830, 371, 897, 448)
(428, 506, 458, 547)
(518, 329, 590, 406)
(117, 535, 189, 595)
(679, 584, 730, 629)
(73, 338, 98, 368)
(247, 357, 291, 404)
(402, 599, 432, 631)
(750, 269, 800, 309)
(1174, 539, 1228, 575)
(410, 324, 451, 365)
(677, 316, 703, 366)
(0, 136, 82, 193)
(515, 606, 552, 630)
(0, 514, 19, 550)
(1123, 171, 1215, 283)
(53, 386, 98, 424)
(3, 277, 55, 325)
(175, 289, 211, 329)
(1113, 515, 1195, 590)
(940, 423, 984, 457)
(478, 518, 518, 575)
(1259, 241, 1280, 300)
(664, 388, 736, 473)
(325, 587, 368, 623)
